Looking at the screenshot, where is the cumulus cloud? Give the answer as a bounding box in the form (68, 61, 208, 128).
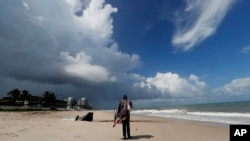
(172, 0, 235, 51)
(0, 0, 139, 106)
(240, 46, 250, 54)
(129, 74, 146, 82)
(214, 78, 250, 96)
(60, 51, 116, 82)
(1, 0, 248, 108)
(65, 0, 117, 46)
(135, 72, 208, 98)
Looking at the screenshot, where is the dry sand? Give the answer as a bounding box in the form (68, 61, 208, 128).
(0, 110, 229, 141)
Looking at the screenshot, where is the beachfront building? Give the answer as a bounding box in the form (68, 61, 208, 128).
(66, 97, 90, 110)
(66, 97, 76, 109)
(76, 98, 87, 109)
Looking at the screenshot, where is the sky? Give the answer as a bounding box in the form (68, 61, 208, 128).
(0, 0, 250, 109)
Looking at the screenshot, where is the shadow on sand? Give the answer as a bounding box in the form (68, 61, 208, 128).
(126, 135, 154, 140)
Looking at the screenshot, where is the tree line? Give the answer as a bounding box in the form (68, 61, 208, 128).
(1, 88, 93, 110)
(1, 88, 58, 107)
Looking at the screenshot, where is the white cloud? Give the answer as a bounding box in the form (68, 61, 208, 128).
(130, 74, 146, 82)
(68, 0, 118, 46)
(0, 0, 139, 104)
(189, 74, 207, 88)
(60, 51, 116, 82)
(214, 78, 250, 96)
(241, 46, 250, 54)
(136, 72, 208, 98)
(22, 0, 29, 10)
(172, 0, 235, 51)
(1, 0, 248, 108)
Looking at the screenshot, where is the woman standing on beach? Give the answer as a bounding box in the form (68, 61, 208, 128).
(117, 95, 133, 139)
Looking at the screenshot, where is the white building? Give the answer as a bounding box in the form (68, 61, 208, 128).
(66, 97, 76, 109)
(77, 98, 87, 109)
(66, 97, 87, 110)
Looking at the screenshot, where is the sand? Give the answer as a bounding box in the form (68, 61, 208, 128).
(0, 110, 229, 141)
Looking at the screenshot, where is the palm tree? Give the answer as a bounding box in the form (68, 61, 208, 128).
(42, 91, 57, 107)
(20, 90, 31, 105)
(7, 88, 21, 105)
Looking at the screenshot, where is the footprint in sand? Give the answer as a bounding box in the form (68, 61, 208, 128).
(2, 133, 19, 137)
(18, 128, 28, 132)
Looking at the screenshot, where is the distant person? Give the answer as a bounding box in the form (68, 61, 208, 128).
(117, 95, 133, 139)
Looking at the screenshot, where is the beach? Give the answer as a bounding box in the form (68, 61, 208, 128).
(0, 110, 229, 141)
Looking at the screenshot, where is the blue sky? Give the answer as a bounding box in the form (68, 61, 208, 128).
(0, 0, 250, 109)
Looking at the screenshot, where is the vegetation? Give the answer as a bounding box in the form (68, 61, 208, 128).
(20, 90, 31, 105)
(42, 91, 57, 107)
(7, 88, 21, 105)
(4, 88, 56, 107)
(0, 88, 93, 110)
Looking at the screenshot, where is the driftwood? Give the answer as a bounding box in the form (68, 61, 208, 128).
(75, 112, 93, 122)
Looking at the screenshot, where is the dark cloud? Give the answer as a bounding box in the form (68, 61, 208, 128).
(0, 0, 142, 108)
(1, 0, 246, 109)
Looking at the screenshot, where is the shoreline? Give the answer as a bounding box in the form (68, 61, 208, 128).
(103, 109, 230, 128)
(130, 112, 230, 128)
(0, 110, 229, 141)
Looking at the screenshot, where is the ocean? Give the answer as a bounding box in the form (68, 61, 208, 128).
(132, 101, 250, 125)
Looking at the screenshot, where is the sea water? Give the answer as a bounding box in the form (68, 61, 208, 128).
(132, 101, 250, 125)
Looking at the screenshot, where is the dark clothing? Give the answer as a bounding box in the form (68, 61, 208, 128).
(117, 99, 132, 138)
(122, 115, 130, 138)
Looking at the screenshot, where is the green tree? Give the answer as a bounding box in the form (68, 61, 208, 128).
(7, 88, 21, 105)
(42, 91, 57, 107)
(20, 90, 31, 105)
